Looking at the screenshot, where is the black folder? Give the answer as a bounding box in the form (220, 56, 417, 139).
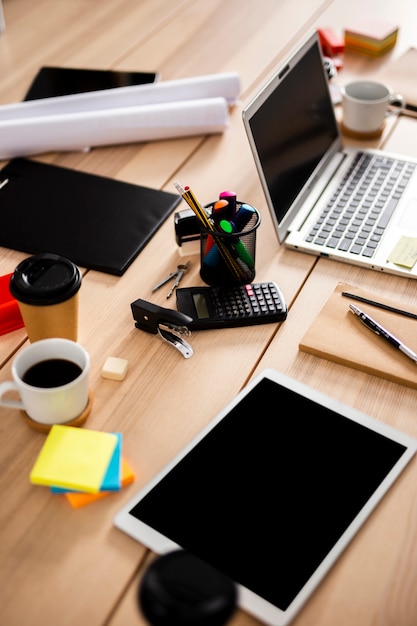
(0, 158, 181, 275)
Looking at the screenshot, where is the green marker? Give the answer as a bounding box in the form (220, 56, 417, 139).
(219, 220, 254, 268)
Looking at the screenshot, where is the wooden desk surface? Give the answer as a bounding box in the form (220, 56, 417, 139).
(1, 1, 417, 625)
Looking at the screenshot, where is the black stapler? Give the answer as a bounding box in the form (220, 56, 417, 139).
(131, 298, 193, 358)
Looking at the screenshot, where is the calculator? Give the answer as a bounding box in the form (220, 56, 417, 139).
(175, 282, 287, 329)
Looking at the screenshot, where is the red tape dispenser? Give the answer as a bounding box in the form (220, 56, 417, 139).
(0, 273, 24, 336)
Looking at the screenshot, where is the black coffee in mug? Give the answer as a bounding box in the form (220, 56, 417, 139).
(22, 359, 82, 388)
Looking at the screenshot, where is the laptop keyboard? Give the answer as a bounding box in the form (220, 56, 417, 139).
(305, 152, 416, 257)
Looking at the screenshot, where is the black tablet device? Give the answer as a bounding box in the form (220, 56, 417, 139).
(114, 368, 417, 626)
(24, 67, 157, 100)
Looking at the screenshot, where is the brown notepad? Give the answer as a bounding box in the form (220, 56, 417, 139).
(299, 282, 417, 389)
(377, 47, 417, 117)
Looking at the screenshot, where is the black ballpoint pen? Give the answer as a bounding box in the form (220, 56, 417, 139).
(349, 304, 417, 364)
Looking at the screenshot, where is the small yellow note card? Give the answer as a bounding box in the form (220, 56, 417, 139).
(387, 236, 417, 269)
(30, 425, 119, 493)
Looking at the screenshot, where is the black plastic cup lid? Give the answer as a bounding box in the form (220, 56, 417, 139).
(138, 550, 237, 626)
(9, 253, 81, 306)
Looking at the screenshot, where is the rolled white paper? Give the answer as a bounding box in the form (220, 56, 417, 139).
(0, 72, 241, 120)
(0, 97, 230, 159)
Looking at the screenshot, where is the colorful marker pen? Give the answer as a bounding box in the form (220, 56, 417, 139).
(231, 202, 256, 232)
(219, 219, 254, 268)
(205, 199, 230, 253)
(219, 190, 237, 219)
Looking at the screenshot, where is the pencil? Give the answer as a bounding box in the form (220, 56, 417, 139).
(341, 291, 417, 320)
(174, 181, 248, 282)
(174, 181, 212, 230)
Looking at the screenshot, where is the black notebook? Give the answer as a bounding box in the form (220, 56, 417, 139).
(0, 158, 181, 275)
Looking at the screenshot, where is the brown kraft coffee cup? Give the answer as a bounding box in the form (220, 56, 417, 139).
(9, 253, 82, 342)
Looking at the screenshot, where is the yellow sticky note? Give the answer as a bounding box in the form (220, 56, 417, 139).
(30, 425, 118, 493)
(65, 458, 136, 508)
(387, 236, 417, 269)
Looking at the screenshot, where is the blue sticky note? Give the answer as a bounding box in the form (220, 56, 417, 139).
(50, 432, 122, 494)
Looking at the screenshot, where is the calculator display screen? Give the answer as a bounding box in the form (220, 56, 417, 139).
(192, 293, 210, 319)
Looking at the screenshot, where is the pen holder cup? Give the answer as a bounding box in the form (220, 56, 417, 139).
(200, 202, 261, 287)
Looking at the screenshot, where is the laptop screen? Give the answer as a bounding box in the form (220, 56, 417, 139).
(243, 32, 340, 242)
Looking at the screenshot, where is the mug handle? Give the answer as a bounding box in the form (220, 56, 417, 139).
(387, 93, 405, 116)
(0, 381, 24, 410)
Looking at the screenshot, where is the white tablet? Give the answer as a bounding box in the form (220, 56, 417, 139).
(114, 368, 417, 626)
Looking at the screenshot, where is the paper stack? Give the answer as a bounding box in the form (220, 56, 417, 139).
(30, 426, 135, 508)
(344, 19, 399, 56)
(0, 72, 241, 159)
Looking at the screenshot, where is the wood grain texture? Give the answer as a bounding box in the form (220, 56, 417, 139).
(299, 282, 417, 388)
(1, 0, 417, 624)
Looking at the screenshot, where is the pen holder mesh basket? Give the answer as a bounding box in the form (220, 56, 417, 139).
(200, 201, 261, 287)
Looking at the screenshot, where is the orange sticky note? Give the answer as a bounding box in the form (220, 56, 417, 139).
(65, 458, 136, 508)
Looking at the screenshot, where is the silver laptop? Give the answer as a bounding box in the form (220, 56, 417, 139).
(242, 31, 417, 279)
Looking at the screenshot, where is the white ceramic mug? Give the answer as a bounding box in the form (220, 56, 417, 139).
(341, 80, 405, 136)
(0, 338, 90, 424)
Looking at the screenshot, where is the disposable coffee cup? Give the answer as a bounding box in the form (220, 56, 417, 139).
(0, 338, 90, 426)
(9, 253, 82, 342)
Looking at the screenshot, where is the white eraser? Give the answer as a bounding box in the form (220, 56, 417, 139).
(101, 356, 129, 381)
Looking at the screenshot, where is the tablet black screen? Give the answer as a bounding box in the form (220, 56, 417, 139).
(24, 67, 157, 100)
(128, 377, 406, 610)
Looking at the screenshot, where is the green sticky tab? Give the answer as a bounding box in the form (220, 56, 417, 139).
(387, 236, 417, 269)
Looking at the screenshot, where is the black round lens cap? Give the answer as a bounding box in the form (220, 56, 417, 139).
(138, 550, 237, 626)
(10, 253, 81, 306)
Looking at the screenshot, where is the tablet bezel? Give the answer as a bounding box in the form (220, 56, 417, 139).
(114, 368, 417, 626)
